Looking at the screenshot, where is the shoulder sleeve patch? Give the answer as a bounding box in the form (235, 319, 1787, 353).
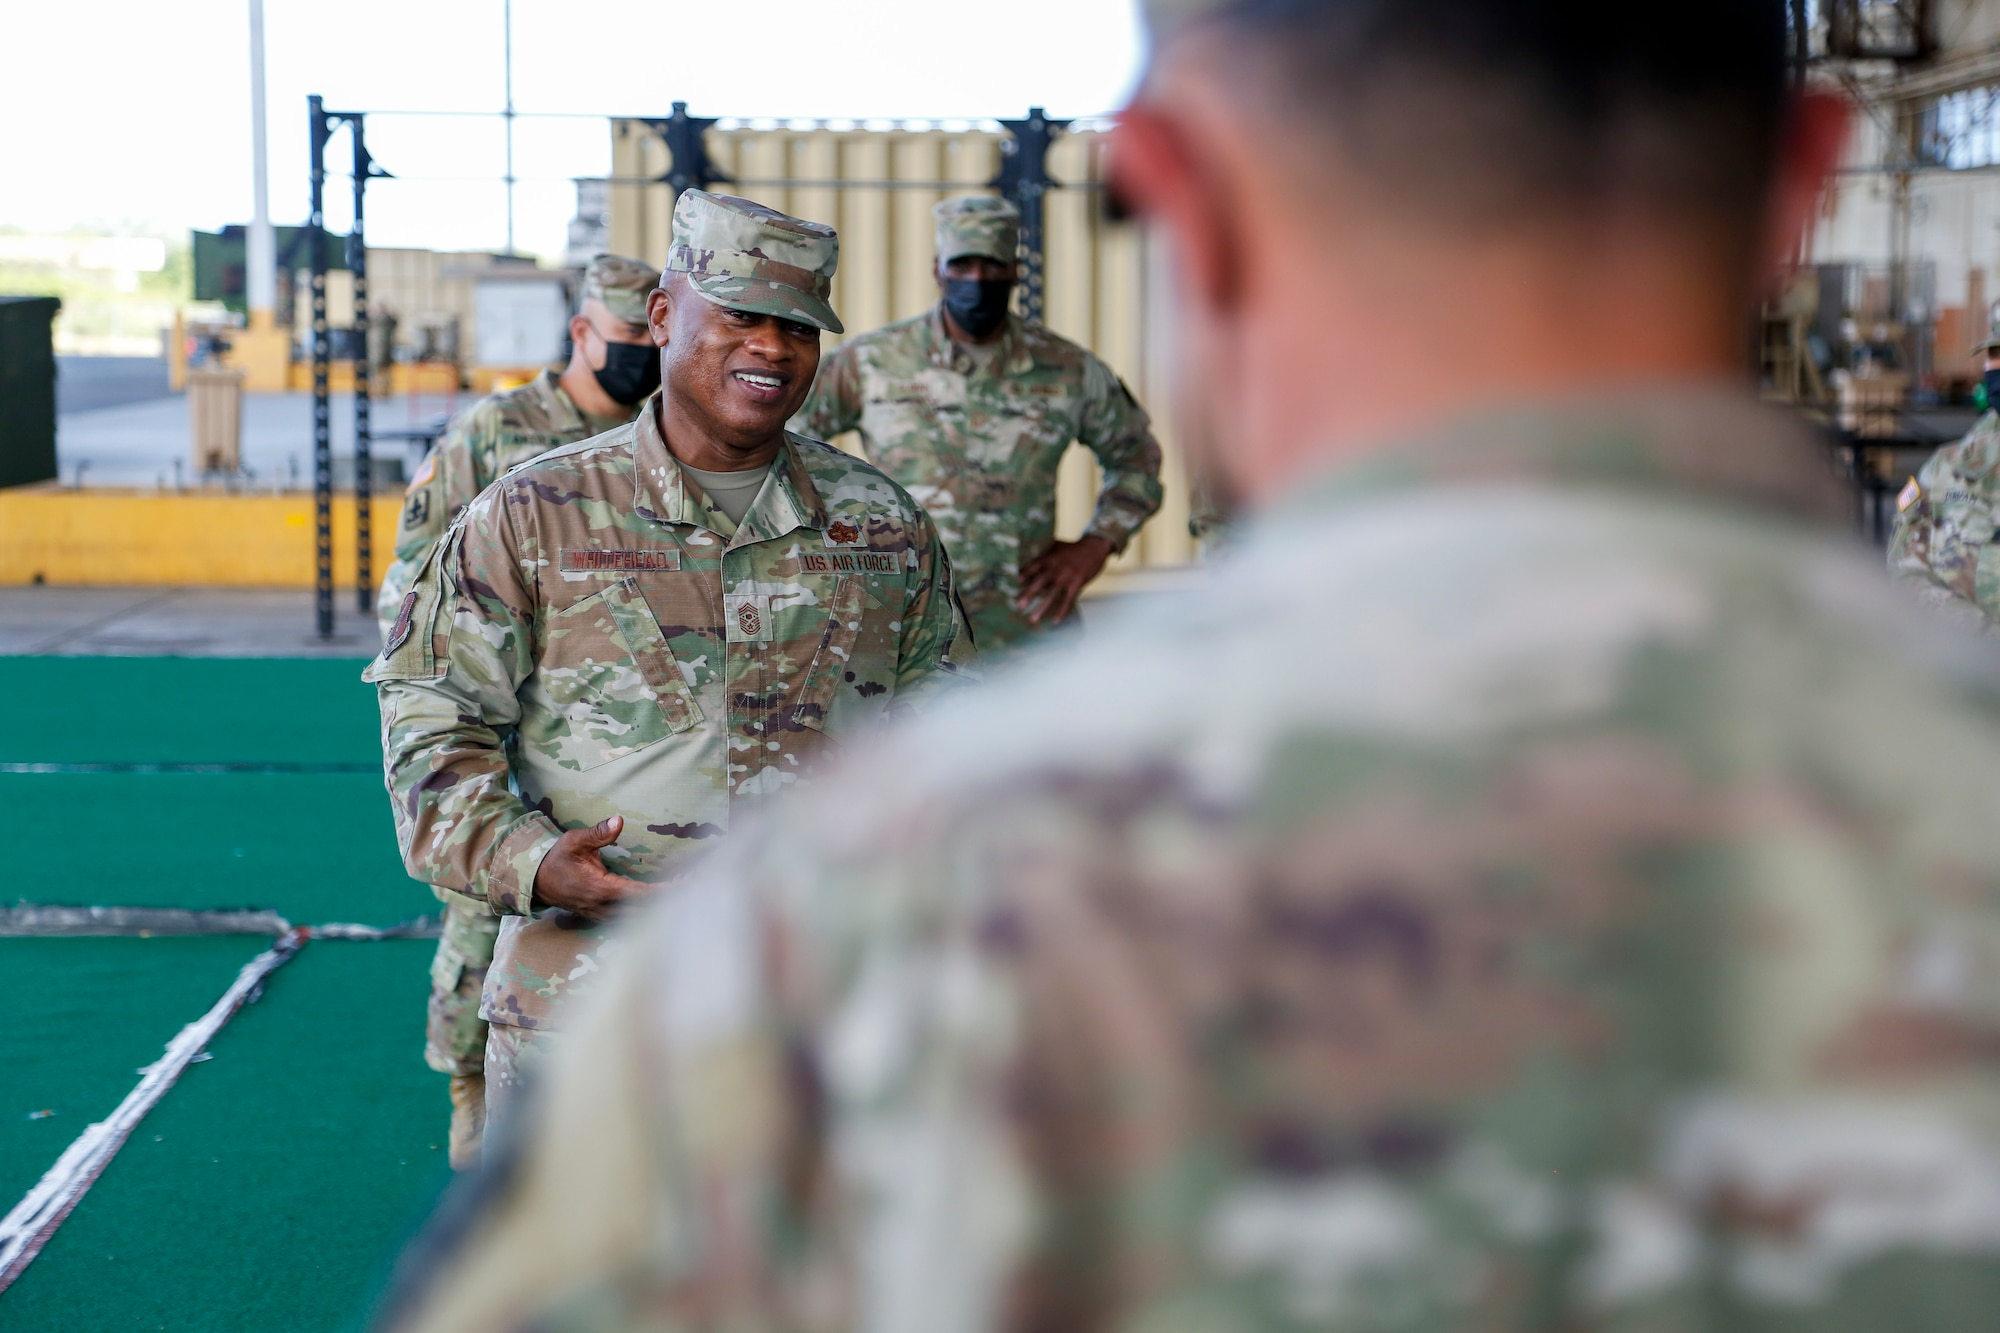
(362, 525, 459, 683)
(1898, 477, 1923, 514)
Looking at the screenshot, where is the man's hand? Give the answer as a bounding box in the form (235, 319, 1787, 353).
(531, 816, 648, 920)
(1017, 535, 1114, 626)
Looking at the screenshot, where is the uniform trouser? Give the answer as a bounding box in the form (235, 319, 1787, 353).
(426, 895, 501, 1167)
(482, 1020, 561, 1150)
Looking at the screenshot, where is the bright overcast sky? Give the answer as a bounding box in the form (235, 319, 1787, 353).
(2, 0, 1148, 259)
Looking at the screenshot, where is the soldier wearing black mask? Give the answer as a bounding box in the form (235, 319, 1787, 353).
(796, 195, 1164, 656)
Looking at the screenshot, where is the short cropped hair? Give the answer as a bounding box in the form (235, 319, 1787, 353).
(1178, 0, 1789, 243)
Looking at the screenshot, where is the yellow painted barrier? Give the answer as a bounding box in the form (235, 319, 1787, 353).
(0, 490, 406, 588)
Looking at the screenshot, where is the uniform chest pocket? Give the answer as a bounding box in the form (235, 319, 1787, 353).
(789, 575, 896, 732)
(526, 577, 705, 771)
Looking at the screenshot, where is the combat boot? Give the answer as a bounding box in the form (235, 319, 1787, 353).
(448, 1072, 486, 1170)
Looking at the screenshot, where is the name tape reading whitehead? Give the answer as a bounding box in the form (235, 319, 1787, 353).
(560, 549, 682, 573)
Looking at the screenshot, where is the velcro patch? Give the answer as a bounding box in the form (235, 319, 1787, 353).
(725, 593, 772, 643)
(384, 591, 419, 655)
(800, 551, 898, 574)
(824, 520, 866, 548)
(560, 548, 682, 573)
(1898, 478, 1923, 514)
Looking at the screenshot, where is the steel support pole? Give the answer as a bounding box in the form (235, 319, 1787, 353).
(246, 0, 276, 321)
(350, 117, 373, 614)
(308, 95, 334, 640)
(992, 107, 1070, 325)
(502, 0, 516, 254)
(648, 102, 726, 208)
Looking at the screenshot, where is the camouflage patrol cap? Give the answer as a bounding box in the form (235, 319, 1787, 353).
(579, 254, 658, 325)
(664, 190, 843, 334)
(934, 195, 1019, 265)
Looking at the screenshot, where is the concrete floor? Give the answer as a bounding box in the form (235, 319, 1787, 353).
(0, 587, 380, 657)
(0, 571, 1198, 658)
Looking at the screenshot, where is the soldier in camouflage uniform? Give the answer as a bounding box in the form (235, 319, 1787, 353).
(365, 190, 972, 1143)
(386, 5, 2000, 1333)
(1887, 334, 2000, 632)
(373, 254, 658, 1171)
(794, 195, 1163, 657)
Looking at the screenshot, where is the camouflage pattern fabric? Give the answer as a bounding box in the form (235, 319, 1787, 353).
(375, 369, 630, 631)
(390, 390, 2000, 1333)
(1887, 411, 2000, 633)
(481, 1021, 559, 1146)
(666, 189, 843, 334)
(578, 253, 659, 326)
(935, 194, 1020, 264)
(794, 308, 1163, 653)
(425, 896, 502, 1077)
(376, 365, 632, 1107)
(365, 404, 974, 1036)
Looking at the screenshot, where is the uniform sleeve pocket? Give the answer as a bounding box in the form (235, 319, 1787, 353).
(790, 575, 889, 732)
(599, 577, 704, 735)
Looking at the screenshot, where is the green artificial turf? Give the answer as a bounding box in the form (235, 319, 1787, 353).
(0, 657, 380, 765)
(2, 938, 446, 1332)
(0, 655, 424, 928)
(4, 772, 423, 927)
(0, 659, 450, 1330)
(0, 937, 270, 1205)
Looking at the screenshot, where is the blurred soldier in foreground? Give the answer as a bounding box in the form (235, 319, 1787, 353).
(795, 194, 1163, 657)
(373, 254, 658, 1171)
(365, 191, 970, 1146)
(385, 3, 2000, 1331)
(1888, 331, 2000, 631)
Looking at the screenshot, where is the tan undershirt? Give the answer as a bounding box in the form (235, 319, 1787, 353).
(679, 460, 773, 528)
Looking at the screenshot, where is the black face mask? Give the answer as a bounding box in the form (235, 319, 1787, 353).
(591, 339, 661, 407)
(942, 279, 1014, 340)
(1984, 368, 2000, 411)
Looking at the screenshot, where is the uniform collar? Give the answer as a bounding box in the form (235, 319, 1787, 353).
(1265, 384, 1850, 532)
(632, 401, 828, 544)
(538, 368, 632, 439)
(527, 369, 588, 434)
(925, 304, 1035, 378)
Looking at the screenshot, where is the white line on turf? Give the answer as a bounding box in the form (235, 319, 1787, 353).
(0, 910, 444, 1292)
(0, 928, 308, 1292)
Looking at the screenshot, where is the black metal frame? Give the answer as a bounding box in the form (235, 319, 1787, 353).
(308, 97, 391, 638)
(992, 107, 1072, 324)
(644, 102, 728, 204)
(642, 106, 1082, 327)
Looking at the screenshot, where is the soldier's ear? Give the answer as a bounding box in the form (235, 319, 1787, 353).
(1111, 99, 1245, 314)
(646, 284, 673, 348)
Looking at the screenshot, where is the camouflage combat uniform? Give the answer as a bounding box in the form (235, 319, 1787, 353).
(1887, 410, 2000, 632)
(794, 196, 1163, 655)
(367, 192, 972, 1138)
(390, 391, 2000, 1333)
(373, 254, 655, 1168)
